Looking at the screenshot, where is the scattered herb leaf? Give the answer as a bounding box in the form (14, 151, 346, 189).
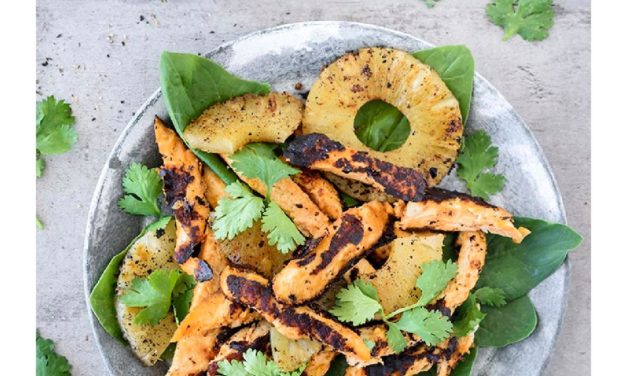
(213, 182, 265, 240)
(120, 269, 181, 325)
(455, 130, 505, 200)
(36, 216, 45, 230)
(117, 163, 162, 217)
(36, 96, 77, 177)
(474, 287, 507, 307)
(486, 0, 555, 41)
(261, 202, 305, 253)
(36, 331, 72, 376)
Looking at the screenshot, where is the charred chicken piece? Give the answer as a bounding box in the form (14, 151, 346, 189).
(205, 321, 272, 375)
(220, 266, 373, 362)
(284, 133, 427, 202)
(292, 169, 343, 220)
(273, 201, 390, 304)
(399, 188, 530, 244)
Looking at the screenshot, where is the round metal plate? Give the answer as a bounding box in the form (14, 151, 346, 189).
(84, 21, 568, 376)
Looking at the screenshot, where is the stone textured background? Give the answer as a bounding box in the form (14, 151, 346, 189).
(36, 0, 590, 374)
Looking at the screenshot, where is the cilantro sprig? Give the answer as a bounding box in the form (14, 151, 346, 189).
(486, 0, 555, 42)
(36, 331, 72, 376)
(36, 96, 78, 178)
(456, 130, 505, 200)
(474, 287, 507, 307)
(217, 349, 305, 376)
(117, 163, 163, 217)
(213, 143, 304, 253)
(330, 260, 458, 352)
(120, 269, 193, 325)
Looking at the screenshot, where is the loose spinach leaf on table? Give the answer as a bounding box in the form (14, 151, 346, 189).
(476, 217, 582, 301)
(89, 216, 172, 341)
(160, 51, 271, 183)
(354, 46, 475, 152)
(475, 295, 537, 347)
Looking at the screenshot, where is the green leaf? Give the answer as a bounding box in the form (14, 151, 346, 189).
(413, 45, 475, 123)
(231, 143, 300, 196)
(120, 269, 181, 325)
(474, 287, 507, 307)
(422, 0, 439, 8)
(160, 51, 270, 184)
(450, 347, 477, 376)
(386, 322, 407, 353)
(36, 96, 77, 155)
(329, 279, 382, 326)
(353, 100, 411, 152)
(396, 307, 453, 346)
(212, 182, 265, 240)
(36, 215, 45, 230)
(160, 343, 177, 363)
(261, 202, 306, 253)
(36, 331, 72, 376)
(455, 130, 505, 200)
(325, 355, 349, 376)
(89, 216, 172, 341)
(475, 295, 537, 347)
(36, 152, 46, 177)
(486, 0, 554, 42)
(415, 260, 458, 306)
(172, 272, 196, 323)
(117, 163, 162, 217)
(476, 217, 582, 300)
(452, 294, 486, 337)
(339, 192, 361, 209)
(217, 349, 304, 376)
(442, 233, 457, 262)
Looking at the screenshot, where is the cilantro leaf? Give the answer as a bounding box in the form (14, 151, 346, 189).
(416, 260, 458, 306)
(230, 143, 300, 196)
(36, 216, 45, 230)
(456, 130, 505, 200)
(452, 294, 486, 337)
(117, 163, 163, 217)
(120, 269, 181, 325)
(217, 349, 304, 376)
(172, 272, 196, 323)
(329, 279, 382, 326)
(36, 152, 46, 177)
(213, 182, 265, 240)
(396, 307, 453, 346)
(386, 322, 407, 353)
(36, 96, 77, 177)
(422, 0, 440, 8)
(36, 331, 72, 376)
(261, 202, 305, 253)
(486, 0, 555, 41)
(474, 287, 507, 307)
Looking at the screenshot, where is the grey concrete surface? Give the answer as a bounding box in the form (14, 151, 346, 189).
(36, 0, 590, 375)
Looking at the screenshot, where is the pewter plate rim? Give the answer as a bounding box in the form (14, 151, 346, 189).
(83, 21, 570, 376)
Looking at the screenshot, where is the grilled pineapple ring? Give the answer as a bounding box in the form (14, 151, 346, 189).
(302, 47, 463, 186)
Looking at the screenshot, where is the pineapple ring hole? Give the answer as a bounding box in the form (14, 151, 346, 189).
(353, 99, 411, 152)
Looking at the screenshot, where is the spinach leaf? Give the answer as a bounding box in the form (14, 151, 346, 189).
(89, 216, 172, 342)
(442, 232, 458, 262)
(476, 217, 582, 300)
(354, 100, 410, 152)
(325, 354, 349, 376)
(159, 52, 271, 183)
(450, 347, 477, 376)
(413, 45, 475, 123)
(475, 295, 537, 347)
(353, 46, 475, 153)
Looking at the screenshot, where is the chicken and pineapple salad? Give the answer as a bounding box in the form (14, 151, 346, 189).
(89, 46, 581, 376)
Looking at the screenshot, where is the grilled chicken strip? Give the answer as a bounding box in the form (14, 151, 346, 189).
(220, 266, 373, 362)
(284, 133, 427, 202)
(273, 201, 390, 304)
(203, 166, 227, 209)
(303, 347, 337, 376)
(292, 169, 343, 220)
(171, 285, 258, 342)
(154, 117, 211, 278)
(438, 232, 487, 311)
(167, 329, 221, 376)
(222, 154, 331, 237)
(344, 324, 420, 367)
(205, 321, 272, 375)
(436, 335, 474, 376)
(399, 188, 530, 244)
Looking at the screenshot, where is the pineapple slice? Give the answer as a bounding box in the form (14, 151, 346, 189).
(115, 218, 179, 365)
(302, 47, 462, 186)
(183, 92, 304, 154)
